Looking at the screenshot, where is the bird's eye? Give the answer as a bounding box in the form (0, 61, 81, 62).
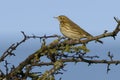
(61, 17, 64, 20)
(60, 17, 63, 20)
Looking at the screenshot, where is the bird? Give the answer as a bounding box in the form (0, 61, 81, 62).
(54, 15, 103, 44)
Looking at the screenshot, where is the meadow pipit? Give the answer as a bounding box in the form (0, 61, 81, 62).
(55, 15, 103, 44)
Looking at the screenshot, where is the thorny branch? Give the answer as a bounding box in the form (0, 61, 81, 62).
(0, 17, 120, 79)
(0, 31, 59, 62)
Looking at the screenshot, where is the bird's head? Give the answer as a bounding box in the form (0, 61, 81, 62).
(54, 15, 69, 23)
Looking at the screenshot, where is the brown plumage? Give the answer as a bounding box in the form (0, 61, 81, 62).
(55, 15, 102, 44)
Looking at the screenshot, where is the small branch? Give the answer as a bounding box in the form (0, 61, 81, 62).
(107, 64, 111, 73)
(31, 62, 53, 66)
(114, 17, 120, 23)
(38, 60, 64, 80)
(61, 58, 120, 64)
(28, 34, 60, 39)
(0, 32, 59, 62)
(25, 57, 120, 67)
(108, 51, 113, 61)
(0, 44, 15, 62)
(0, 31, 28, 62)
(4, 60, 9, 75)
(113, 17, 120, 36)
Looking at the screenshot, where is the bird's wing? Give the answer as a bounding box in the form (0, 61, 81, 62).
(68, 20, 93, 37)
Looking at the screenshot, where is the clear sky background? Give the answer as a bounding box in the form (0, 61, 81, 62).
(0, 0, 120, 80)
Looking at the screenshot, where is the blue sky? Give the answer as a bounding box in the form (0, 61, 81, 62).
(0, 0, 120, 80)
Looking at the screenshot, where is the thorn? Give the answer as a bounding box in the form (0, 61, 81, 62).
(112, 36, 116, 40)
(114, 17, 119, 23)
(104, 30, 108, 33)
